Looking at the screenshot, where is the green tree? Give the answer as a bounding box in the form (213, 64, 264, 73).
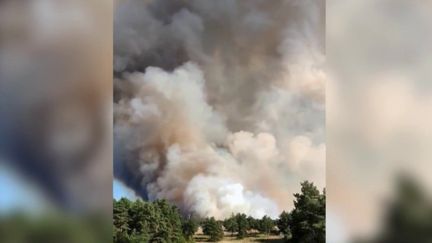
(234, 213, 249, 239)
(113, 198, 187, 243)
(259, 216, 274, 235)
(288, 181, 325, 243)
(182, 217, 198, 241)
(247, 216, 259, 231)
(113, 198, 132, 242)
(128, 231, 150, 243)
(203, 217, 224, 242)
(362, 176, 432, 243)
(277, 211, 292, 240)
(223, 215, 237, 236)
(152, 199, 184, 242)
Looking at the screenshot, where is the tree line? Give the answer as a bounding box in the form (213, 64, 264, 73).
(113, 181, 325, 242)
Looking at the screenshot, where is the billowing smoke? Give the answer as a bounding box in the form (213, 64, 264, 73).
(114, 0, 325, 219)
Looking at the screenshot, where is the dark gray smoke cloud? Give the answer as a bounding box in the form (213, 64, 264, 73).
(114, 0, 325, 219)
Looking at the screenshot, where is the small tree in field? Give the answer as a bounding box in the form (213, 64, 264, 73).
(203, 217, 223, 242)
(247, 216, 259, 231)
(259, 216, 274, 235)
(182, 218, 198, 241)
(223, 215, 237, 236)
(235, 213, 249, 239)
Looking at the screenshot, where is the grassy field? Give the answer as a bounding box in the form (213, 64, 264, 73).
(194, 233, 284, 242)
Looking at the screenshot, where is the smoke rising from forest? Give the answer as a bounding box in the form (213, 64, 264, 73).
(114, 0, 325, 219)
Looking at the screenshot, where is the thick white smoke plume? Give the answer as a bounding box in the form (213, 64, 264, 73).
(114, 0, 325, 219)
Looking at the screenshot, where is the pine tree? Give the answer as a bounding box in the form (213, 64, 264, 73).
(277, 211, 292, 240)
(289, 181, 325, 243)
(182, 217, 198, 241)
(203, 217, 224, 242)
(113, 198, 132, 242)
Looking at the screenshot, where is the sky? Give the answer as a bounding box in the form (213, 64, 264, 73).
(0, 161, 135, 214)
(0, 163, 47, 214)
(113, 179, 137, 200)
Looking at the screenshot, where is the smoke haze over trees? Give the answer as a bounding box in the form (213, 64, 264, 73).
(113, 181, 325, 242)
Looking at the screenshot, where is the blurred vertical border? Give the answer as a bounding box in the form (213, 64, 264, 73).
(0, 0, 112, 242)
(327, 0, 432, 242)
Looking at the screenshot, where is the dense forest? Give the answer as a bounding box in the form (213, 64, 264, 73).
(113, 181, 325, 242)
(1, 178, 428, 242)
